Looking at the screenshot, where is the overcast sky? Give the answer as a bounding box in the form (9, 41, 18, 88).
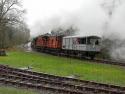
(22, 0, 125, 38)
(23, 0, 85, 25)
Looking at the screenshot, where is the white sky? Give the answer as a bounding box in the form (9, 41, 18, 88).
(23, 0, 105, 36)
(23, 0, 85, 26)
(22, 0, 125, 60)
(22, 0, 125, 38)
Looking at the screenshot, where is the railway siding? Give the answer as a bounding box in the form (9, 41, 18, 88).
(0, 65, 125, 94)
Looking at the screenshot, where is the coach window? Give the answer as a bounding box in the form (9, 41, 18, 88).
(78, 38, 86, 44)
(82, 38, 86, 44)
(95, 40, 100, 45)
(87, 38, 91, 44)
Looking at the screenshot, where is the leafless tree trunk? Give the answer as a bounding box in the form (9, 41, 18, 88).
(0, 0, 29, 49)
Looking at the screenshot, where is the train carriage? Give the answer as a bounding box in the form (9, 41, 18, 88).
(31, 34, 101, 59)
(62, 36, 101, 59)
(47, 36, 62, 49)
(33, 35, 48, 50)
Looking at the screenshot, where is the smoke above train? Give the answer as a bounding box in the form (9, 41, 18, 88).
(24, 0, 125, 60)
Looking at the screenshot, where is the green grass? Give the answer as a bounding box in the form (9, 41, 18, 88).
(0, 51, 125, 86)
(0, 86, 37, 94)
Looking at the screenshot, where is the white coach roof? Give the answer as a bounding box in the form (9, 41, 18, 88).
(63, 35, 101, 38)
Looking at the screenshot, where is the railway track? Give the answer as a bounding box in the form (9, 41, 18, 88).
(0, 65, 125, 94)
(43, 51, 125, 67)
(65, 55, 125, 67)
(93, 59, 125, 66)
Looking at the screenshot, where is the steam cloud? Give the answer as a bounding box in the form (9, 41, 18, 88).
(30, 0, 106, 37)
(105, 3, 125, 60)
(29, 0, 125, 60)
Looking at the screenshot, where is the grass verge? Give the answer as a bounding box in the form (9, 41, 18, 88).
(0, 86, 37, 94)
(0, 51, 125, 86)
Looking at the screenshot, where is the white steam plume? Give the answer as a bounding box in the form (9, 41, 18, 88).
(106, 3, 125, 60)
(29, 0, 125, 60)
(30, 0, 106, 37)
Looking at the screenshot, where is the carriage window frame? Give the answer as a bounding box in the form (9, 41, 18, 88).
(87, 37, 100, 45)
(77, 38, 86, 44)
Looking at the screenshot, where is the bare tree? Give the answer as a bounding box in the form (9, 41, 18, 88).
(51, 26, 78, 36)
(0, 0, 26, 49)
(0, 0, 24, 25)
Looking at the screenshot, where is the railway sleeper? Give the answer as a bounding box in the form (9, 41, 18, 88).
(0, 74, 125, 94)
(0, 65, 125, 93)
